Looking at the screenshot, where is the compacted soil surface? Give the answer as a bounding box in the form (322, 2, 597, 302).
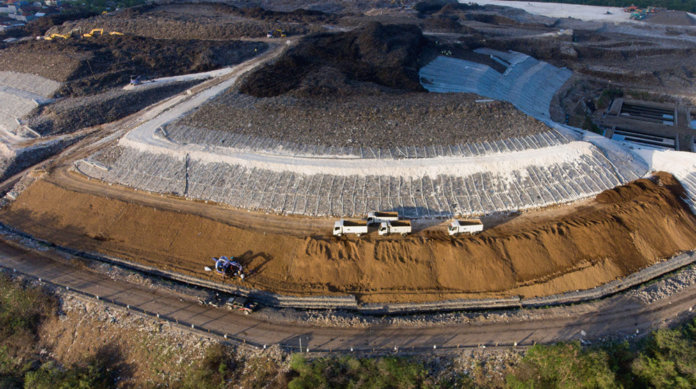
(1, 171, 694, 303)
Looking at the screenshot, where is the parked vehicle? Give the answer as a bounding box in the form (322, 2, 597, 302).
(366, 211, 399, 225)
(204, 256, 245, 279)
(448, 219, 484, 235)
(333, 219, 369, 236)
(378, 220, 411, 236)
(226, 296, 258, 315)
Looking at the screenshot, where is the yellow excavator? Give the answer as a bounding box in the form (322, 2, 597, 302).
(82, 28, 104, 38)
(44, 33, 69, 41)
(109, 31, 124, 36)
(266, 28, 286, 38)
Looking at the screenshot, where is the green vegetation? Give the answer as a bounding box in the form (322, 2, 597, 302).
(510, 0, 696, 13)
(0, 273, 116, 389)
(596, 87, 624, 109)
(287, 354, 442, 388)
(506, 318, 696, 388)
(0, 273, 57, 387)
(3, 271, 696, 388)
(179, 344, 231, 389)
(506, 342, 617, 388)
(23, 359, 115, 389)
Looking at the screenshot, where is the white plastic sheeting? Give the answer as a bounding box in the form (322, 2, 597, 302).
(0, 72, 59, 136)
(0, 72, 60, 98)
(419, 50, 572, 120)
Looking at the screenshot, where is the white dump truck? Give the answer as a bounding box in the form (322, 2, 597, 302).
(367, 211, 399, 225)
(448, 219, 484, 235)
(333, 220, 369, 236)
(378, 220, 412, 236)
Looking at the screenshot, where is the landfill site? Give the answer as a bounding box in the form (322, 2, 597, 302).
(1, 0, 696, 309)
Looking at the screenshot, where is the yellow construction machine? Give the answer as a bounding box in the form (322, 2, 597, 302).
(266, 28, 286, 38)
(82, 28, 104, 38)
(44, 33, 69, 40)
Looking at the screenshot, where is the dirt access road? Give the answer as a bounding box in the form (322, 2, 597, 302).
(1, 238, 695, 353)
(41, 38, 335, 238)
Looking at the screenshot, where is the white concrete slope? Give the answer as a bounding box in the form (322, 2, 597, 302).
(419, 50, 572, 120)
(0, 71, 60, 143)
(85, 46, 647, 217)
(466, 0, 635, 23)
(634, 149, 696, 212)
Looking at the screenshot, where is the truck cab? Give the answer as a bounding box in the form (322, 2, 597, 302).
(448, 219, 484, 235)
(333, 219, 369, 236)
(378, 220, 411, 236)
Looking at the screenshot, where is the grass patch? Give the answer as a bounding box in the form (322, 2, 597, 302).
(287, 354, 459, 388)
(0, 273, 57, 382)
(505, 317, 696, 388)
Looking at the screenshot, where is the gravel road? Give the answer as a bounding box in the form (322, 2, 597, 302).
(2, 238, 695, 353)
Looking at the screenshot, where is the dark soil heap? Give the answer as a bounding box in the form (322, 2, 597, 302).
(0, 36, 267, 97)
(239, 22, 429, 97)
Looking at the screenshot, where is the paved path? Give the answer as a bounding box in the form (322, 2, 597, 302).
(1, 239, 694, 353)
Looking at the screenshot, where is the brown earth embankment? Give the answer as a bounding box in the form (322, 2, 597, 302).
(1, 172, 695, 303)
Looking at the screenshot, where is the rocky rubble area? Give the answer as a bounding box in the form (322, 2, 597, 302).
(25, 80, 200, 135)
(0, 35, 266, 96)
(630, 264, 696, 304)
(179, 91, 553, 149)
(51, 3, 329, 41)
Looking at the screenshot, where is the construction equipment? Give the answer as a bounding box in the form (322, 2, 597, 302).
(378, 220, 412, 236)
(333, 219, 369, 236)
(226, 296, 258, 315)
(266, 28, 286, 38)
(448, 219, 484, 235)
(109, 31, 124, 36)
(630, 11, 646, 20)
(82, 28, 103, 38)
(205, 256, 245, 279)
(129, 75, 143, 86)
(44, 33, 69, 40)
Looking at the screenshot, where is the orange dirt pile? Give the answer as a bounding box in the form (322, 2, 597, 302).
(2, 172, 696, 303)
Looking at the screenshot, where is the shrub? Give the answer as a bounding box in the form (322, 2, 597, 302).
(179, 343, 230, 389)
(0, 274, 56, 378)
(288, 354, 431, 389)
(23, 359, 115, 389)
(505, 342, 616, 388)
(632, 320, 696, 388)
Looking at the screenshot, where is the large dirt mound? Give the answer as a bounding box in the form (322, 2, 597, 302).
(0, 36, 266, 96)
(239, 22, 429, 97)
(3, 172, 695, 303)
